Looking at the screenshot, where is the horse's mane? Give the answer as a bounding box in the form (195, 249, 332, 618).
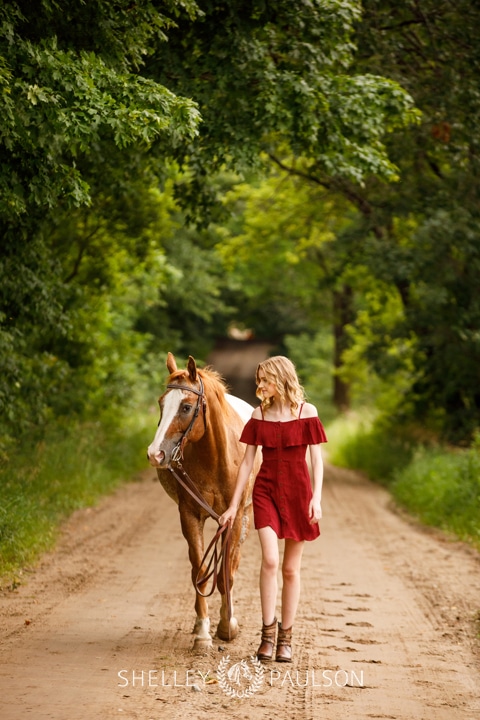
(167, 365, 234, 417)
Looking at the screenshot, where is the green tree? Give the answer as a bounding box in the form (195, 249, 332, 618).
(0, 1, 200, 438)
(349, 0, 480, 442)
(147, 0, 417, 205)
(0, 0, 417, 442)
(261, 1, 480, 443)
(215, 167, 358, 409)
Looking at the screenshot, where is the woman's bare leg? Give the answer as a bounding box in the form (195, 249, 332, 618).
(280, 538, 305, 629)
(257, 526, 280, 624)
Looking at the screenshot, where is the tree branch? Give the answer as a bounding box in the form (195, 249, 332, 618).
(63, 223, 102, 284)
(266, 152, 384, 237)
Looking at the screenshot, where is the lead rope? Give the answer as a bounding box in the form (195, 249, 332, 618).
(167, 461, 233, 637)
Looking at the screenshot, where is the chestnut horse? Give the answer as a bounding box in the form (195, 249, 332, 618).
(147, 353, 258, 651)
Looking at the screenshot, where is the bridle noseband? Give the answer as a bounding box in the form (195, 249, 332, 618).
(164, 376, 233, 634)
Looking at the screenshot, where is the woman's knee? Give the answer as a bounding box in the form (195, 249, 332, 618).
(258, 527, 279, 573)
(282, 562, 300, 582)
(261, 553, 279, 574)
(282, 542, 304, 581)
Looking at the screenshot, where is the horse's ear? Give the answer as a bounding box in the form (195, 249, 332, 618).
(166, 352, 178, 373)
(187, 355, 197, 382)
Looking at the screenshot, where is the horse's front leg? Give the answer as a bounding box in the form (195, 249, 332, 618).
(179, 505, 212, 652)
(216, 509, 250, 641)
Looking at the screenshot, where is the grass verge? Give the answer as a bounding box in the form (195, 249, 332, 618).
(0, 412, 153, 582)
(391, 445, 480, 548)
(326, 413, 480, 550)
(325, 412, 417, 484)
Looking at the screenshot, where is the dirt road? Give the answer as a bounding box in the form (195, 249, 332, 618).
(1, 342, 479, 719)
(0, 463, 479, 720)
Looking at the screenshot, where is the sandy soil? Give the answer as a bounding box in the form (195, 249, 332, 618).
(1, 341, 479, 719)
(0, 462, 479, 720)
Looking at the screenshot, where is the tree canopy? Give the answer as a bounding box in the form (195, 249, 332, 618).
(146, 1, 418, 194)
(0, 0, 417, 444)
(4, 0, 479, 447)
(344, 0, 480, 441)
(222, 0, 480, 443)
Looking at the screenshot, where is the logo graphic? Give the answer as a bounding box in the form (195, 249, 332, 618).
(216, 655, 264, 698)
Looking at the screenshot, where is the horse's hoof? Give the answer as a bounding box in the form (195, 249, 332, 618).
(193, 636, 213, 653)
(217, 616, 239, 641)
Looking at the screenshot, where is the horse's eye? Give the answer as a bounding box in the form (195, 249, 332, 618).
(182, 404, 192, 413)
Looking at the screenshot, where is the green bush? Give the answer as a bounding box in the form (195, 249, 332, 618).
(392, 446, 480, 546)
(326, 413, 480, 549)
(325, 413, 417, 484)
(0, 412, 152, 580)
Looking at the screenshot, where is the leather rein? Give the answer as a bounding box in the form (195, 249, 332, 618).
(165, 378, 233, 634)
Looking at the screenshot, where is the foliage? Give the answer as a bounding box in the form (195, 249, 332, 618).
(214, 166, 357, 343)
(338, 0, 480, 442)
(147, 0, 418, 218)
(0, 0, 417, 445)
(253, 1, 480, 443)
(338, 271, 419, 417)
(392, 445, 480, 549)
(325, 413, 480, 548)
(0, 1, 201, 442)
(283, 331, 336, 425)
(135, 217, 235, 362)
(1, 178, 170, 437)
(0, 2, 200, 229)
(326, 413, 418, 484)
(0, 411, 152, 579)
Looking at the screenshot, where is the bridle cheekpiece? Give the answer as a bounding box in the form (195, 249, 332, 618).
(166, 376, 207, 463)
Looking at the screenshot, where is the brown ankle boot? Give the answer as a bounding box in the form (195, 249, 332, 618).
(256, 617, 277, 661)
(275, 623, 293, 663)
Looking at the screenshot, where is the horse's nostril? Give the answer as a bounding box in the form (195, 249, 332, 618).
(146, 449, 165, 467)
(147, 446, 165, 467)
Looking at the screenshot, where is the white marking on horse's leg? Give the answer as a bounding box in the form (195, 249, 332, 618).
(193, 616, 210, 637)
(147, 390, 183, 461)
(192, 616, 212, 651)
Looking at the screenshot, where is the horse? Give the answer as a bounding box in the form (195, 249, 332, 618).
(147, 352, 258, 651)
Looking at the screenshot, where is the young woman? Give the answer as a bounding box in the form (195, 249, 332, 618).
(219, 356, 327, 663)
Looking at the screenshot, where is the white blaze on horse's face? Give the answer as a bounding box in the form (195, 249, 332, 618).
(147, 388, 189, 468)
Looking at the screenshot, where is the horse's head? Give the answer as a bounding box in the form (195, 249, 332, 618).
(147, 353, 207, 468)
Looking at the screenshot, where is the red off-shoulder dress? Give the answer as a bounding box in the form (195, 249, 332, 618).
(240, 405, 327, 542)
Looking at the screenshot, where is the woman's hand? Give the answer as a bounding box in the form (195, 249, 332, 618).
(308, 498, 322, 524)
(218, 505, 237, 527)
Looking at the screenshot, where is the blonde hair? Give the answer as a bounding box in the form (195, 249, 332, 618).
(256, 356, 305, 416)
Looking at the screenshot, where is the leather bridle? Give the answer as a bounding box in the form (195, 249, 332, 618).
(166, 377, 207, 463)
(165, 378, 233, 635)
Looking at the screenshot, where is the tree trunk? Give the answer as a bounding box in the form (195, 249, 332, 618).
(333, 285, 354, 411)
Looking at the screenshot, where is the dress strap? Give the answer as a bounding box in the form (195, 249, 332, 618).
(298, 402, 305, 418)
